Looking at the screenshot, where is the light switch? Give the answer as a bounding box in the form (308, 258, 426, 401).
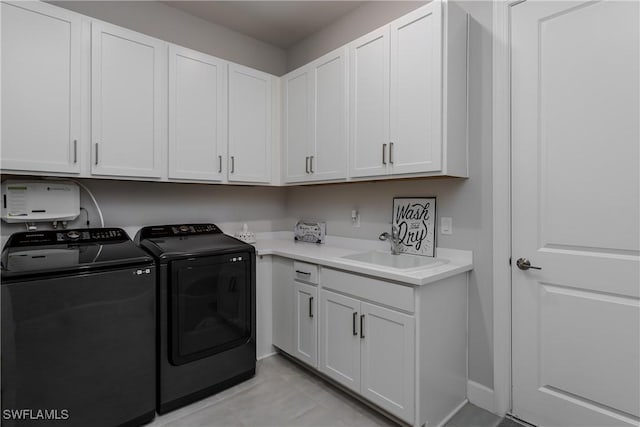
(441, 217, 453, 235)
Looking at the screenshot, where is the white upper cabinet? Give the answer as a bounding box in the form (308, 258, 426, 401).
(228, 63, 272, 183)
(91, 22, 165, 178)
(310, 48, 348, 181)
(1, 1, 81, 174)
(349, 1, 468, 179)
(283, 67, 313, 183)
(389, 3, 442, 174)
(283, 47, 348, 184)
(169, 45, 227, 181)
(349, 27, 391, 178)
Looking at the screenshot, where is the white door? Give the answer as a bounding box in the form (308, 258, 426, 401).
(1, 1, 81, 174)
(349, 27, 390, 178)
(389, 3, 442, 175)
(360, 302, 415, 423)
(228, 63, 272, 183)
(91, 22, 164, 178)
(168, 45, 226, 181)
(293, 282, 317, 368)
(318, 290, 361, 393)
(309, 47, 348, 182)
(511, 2, 640, 426)
(283, 67, 312, 183)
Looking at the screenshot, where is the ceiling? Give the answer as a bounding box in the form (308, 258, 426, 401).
(162, 1, 365, 49)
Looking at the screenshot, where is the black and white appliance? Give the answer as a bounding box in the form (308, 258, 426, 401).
(135, 224, 256, 414)
(1, 228, 156, 427)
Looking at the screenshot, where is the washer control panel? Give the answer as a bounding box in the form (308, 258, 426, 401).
(6, 228, 128, 247)
(138, 224, 222, 240)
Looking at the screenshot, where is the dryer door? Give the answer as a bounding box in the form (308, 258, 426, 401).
(169, 252, 252, 365)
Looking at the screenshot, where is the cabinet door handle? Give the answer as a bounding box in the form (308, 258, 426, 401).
(360, 314, 365, 339)
(389, 142, 394, 164)
(309, 156, 314, 173)
(305, 156, 309, 173)
(382, 144, 387, 165)
(95, 143, 99, 165)
(231, 156, 235, 173)
(218, 155, 222, 173)
(353, 312, 358, 336)
(73, 140, 78, 164)
(309, 296, 314, 318)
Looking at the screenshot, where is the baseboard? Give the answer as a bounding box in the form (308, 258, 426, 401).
(467, 380, 496, 414)
(257, 351, 277, 361)
(436, 399, 468, 427)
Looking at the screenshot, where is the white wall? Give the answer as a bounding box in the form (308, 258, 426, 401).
(0, 178, 288, 243)
(284, 1, 495, 389)
(50, 1, 287, 75)
(286, 1, 427, 72)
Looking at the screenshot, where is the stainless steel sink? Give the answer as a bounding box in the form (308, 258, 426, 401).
(341, 251, 447, 270)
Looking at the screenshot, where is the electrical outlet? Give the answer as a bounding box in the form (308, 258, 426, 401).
(351, 210, 360, 228)
(441, 217, 453, 235)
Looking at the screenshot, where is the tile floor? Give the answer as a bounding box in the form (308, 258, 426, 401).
(148, 353, 502, 427)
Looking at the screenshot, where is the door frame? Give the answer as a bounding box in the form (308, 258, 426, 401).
(492, 0, 525, 417)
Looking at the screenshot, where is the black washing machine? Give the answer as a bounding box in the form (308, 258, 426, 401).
(135, 224, 256, 414)
(1, 228, 156, 427)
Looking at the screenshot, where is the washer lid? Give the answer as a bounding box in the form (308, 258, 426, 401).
(138, 232, 253, 261)
(1, 228, 154, 281)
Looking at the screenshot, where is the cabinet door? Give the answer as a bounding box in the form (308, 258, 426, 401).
(272, 257, 294, 355)
(293, 282, 317, 367)
(360, 302, 415, 423)
(389, 3, 442, 175)
(91, 22, 164, 178)
(283, 67, 313, 183)
(309, 47, 348, 181)
(1, 1, 81, 174)
(318, 290, 361, 393)
(168, 45, 227, 181)
(349, 27, 390, 178)
(228, 64, 272, 183)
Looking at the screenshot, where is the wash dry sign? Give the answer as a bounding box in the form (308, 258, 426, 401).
(392, 197, 436, 257)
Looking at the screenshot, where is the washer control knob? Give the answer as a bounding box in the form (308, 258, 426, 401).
(178, 225, 190, 233)
(67, 231, 81, 240)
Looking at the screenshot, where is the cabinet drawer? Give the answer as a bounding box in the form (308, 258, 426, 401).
(294, 261, 318, 284)
(320, 268, 414, 313)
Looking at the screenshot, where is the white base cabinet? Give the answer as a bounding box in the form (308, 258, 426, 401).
(272, 259, 319, 368)
(360, 301, 415, 422)
(293, 282, 318, 367)
(272, 257, 468, 427)
(319, 290, 415, 422)
(319, 290, 361, 392)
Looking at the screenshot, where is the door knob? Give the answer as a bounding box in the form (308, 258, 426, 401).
(516, 258, 542, 271)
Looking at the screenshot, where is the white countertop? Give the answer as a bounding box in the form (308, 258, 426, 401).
(252, 233, 473, 286)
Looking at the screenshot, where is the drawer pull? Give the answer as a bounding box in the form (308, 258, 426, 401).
(295, 270, 311, 275)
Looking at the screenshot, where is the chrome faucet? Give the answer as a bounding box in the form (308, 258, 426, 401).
(379, 225, 401, 255)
